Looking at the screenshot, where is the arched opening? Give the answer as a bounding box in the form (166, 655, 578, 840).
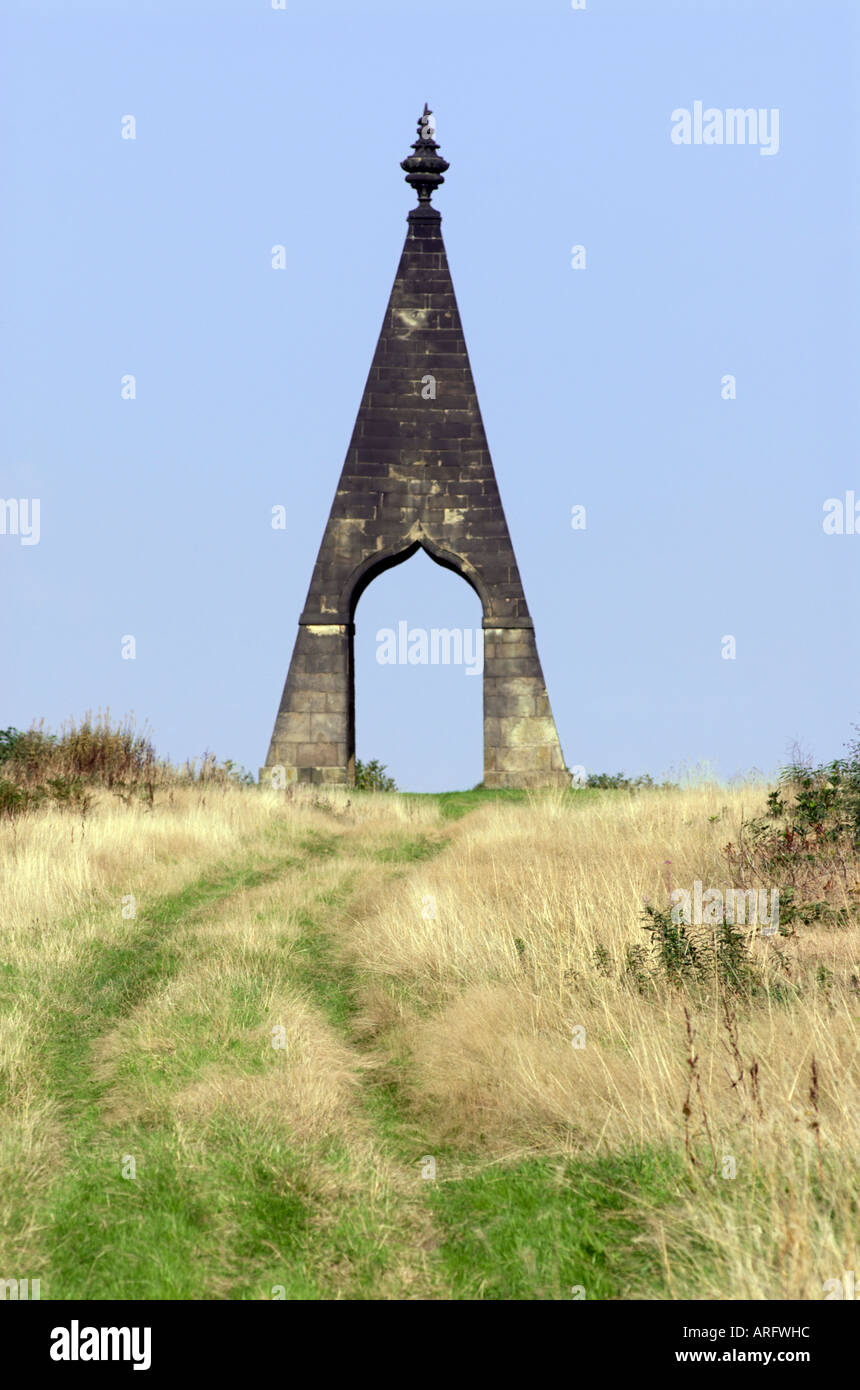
(352, 546, 484, 792)
(344, 537, 490, 623)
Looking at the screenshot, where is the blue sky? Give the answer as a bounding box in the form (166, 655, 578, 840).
(2, 0, 858, 790)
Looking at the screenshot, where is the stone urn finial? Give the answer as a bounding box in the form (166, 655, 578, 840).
(400, 103, 449, 206)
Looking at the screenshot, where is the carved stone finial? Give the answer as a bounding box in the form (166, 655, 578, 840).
(400, 103, 449, 206)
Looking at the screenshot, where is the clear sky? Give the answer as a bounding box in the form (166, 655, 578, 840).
(2, 0, 858, 790)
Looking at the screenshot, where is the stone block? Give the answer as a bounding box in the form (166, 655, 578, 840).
(484, 692, 536, 718)
(289, 690, 327, 713)
(308, 712, 347, 742)
(483, 716, 501, 748)
(296, 742, 340, 766)
(273, 712, 310, 743)
(498, 716, 559, 748)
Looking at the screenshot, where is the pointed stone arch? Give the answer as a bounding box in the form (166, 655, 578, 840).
(345, 536, 490, 623)
(262, 110, 569, 789)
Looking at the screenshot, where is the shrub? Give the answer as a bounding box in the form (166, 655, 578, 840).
(354, 758, 397, 792)
(730, 731, 860, 929)
(585, 771, 677, 791)
(633, 903, 761, 996)
(0, 713, 254, 816)
(0, 778, 45, 819)
(0, 713, 156, 789)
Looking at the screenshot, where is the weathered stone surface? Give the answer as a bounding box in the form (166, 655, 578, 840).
(307, 713, 346, 743)
(289, 690, 328, 713)
(484, 692, 539, 718)
(262, 113, 568, 790)
(497, 716, 560, 748)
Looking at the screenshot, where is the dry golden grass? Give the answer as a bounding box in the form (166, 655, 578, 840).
(2, 778, 858, 1298)
(337, 784, 860, 1297)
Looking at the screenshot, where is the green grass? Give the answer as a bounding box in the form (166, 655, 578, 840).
(400, 786, 613, 820)
(373, 833, 446, 861)
(12, 839, 433, 1300)
(3, 804, 717, 1301)
(42, 1115, 380, 1300)
(288, 905, 359, 1032)
(427, 1148, 688, 1300)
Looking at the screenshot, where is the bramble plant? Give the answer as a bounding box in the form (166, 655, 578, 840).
(730, 728, 860, 928)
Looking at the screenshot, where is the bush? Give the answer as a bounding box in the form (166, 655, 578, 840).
(585, 771, 677, 791)
(731, 731, 860, 929)
(633, 903, 761, 996)
(0, 714, 156, 789)
(354, 758, 397, 792)
(0, 713, 254, 817)
(0, 779, 45, 820)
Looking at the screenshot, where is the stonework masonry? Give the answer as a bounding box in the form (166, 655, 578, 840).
(262, 110, 569, 789)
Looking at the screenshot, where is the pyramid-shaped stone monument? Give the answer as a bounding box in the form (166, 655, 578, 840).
(262, 107, 568, 788)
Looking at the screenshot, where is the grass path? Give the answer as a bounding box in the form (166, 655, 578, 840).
(4, 806, 688, 1300)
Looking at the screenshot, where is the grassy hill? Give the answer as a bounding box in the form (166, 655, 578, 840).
(1, 763, 858, 1299)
